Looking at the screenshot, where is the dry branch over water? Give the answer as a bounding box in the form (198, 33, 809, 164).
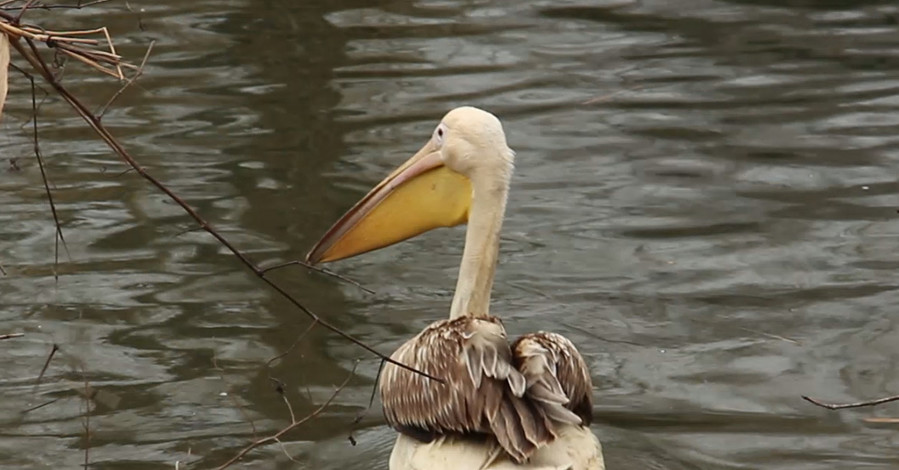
(0, 3, 132, 79)
(2, 2, 438, 383)
(1, 1, 439, 466)
(3, 0, 434, 370)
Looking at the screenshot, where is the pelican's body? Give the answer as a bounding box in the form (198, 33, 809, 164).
(307, 107, 604, 470)
(391, 423, 602, 470)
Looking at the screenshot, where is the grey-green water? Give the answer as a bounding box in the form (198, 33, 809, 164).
(2, 1, 899, 468)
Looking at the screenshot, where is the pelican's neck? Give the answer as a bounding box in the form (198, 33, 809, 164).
(449, 162, 512, 319)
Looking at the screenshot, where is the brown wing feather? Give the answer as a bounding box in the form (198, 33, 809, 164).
(379, 316, 593, 463)
(512, 332, 594, 426)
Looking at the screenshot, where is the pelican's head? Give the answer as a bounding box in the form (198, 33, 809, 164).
(306, 106, 514, 264)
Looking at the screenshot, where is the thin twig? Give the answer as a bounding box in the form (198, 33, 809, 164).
(55, 47, 117, 77)
(347, 359, 386, 446)
(97, 39, 153, 119)
(216, 363, 358, 469)
(13, 0, 35, 22)
(23, 397, 60, 412)
(354, 359, 384, 425)
(99, 25, 121, 79)
(581, 84, 642, 105)
(123, 1, 144, 32)
(269, 377, 296, 422)
(34, 343, 58, 391)
(19, 28, 100, 44)
(738, 327, 801, 345)
(0, 332, 24, 340)
(272, 437, 301, 463)
(55, 43, 122, 61)
(82, 368, 91, 469)
(27, 70, 70, 276)
(1, 0, 111, 11)
(21, 25, 107, 37)
(264, 319, 319, 370)
(803, 394, 899, 410)
(0, 12, 131, 78)
(260, 260, 374, 295)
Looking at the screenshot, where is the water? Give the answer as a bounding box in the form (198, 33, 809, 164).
(2, 0, 899, 468)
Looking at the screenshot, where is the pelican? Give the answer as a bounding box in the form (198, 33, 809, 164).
(306, 107, 604, 470)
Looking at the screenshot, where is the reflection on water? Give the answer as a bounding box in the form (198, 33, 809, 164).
(2, 0, 899, 468)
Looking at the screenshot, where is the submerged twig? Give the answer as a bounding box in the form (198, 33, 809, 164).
(216, 363, 358, 469)
(81, 368, 91, 469)
(0, 332, 24, 340)
(212, 353, 259, 441)
(22, 343, 60, 413)
(264, 319, 319, 370)
(802, 394, 899, 410)
(34, 343, 58, 391)
(738, 327, 801, 345)
(581, 84, 642, 105)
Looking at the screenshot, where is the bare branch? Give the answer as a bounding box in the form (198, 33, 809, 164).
(0, 10, 133, 79)
(260, 259, 374, 294)
(803, 394, 899, 410)
(0, 332, 23, 340)
(25, 69, 70, 275)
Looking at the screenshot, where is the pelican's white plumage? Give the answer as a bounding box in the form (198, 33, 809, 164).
(307, 107, 604, 470)
(390, 423, 603, 470)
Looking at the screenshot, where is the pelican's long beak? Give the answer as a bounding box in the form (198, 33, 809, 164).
(306, 141, 471, 264)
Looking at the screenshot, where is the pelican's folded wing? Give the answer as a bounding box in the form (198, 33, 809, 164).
(380, 316, 557, 463)
(512, 332, 593, 426)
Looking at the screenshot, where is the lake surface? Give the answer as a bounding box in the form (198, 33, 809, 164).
(2, 0, 899, 468)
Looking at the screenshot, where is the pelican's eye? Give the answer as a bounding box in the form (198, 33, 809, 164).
(434, 123, 447, 147)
